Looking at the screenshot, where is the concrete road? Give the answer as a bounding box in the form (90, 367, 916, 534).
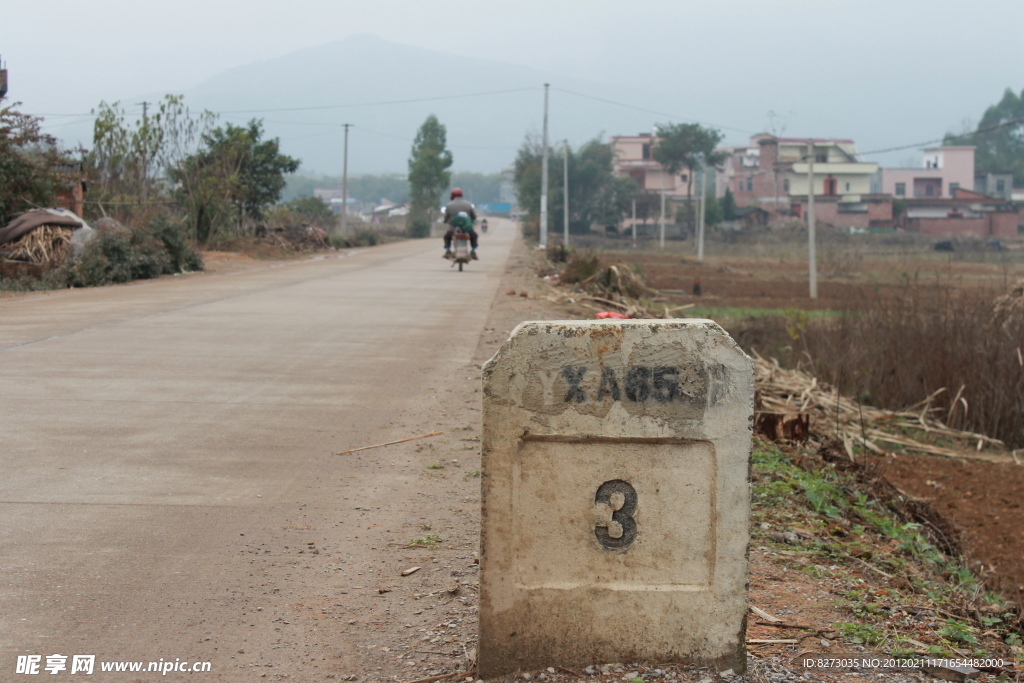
(0, 221, 514, 679)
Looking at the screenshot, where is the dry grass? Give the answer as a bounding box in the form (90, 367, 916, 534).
(741, 281, 1024, 449)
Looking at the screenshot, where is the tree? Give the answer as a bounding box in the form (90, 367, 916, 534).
(89, 101, 164, 217)
(201, 121, 299, 223)
(88, 95, 217, 225)
(513, 134, 640, 237)
(651, 122, 726, 234)
(947, 87, 1024, 185)
(703, 191, 723, 227)
(407, 115, 452, 237)
(272, 195, 337, 230)
(171, 119, 299, 243)
(447, 171, 503, 204)
(0, 102, 73, 224)
(722, 187, 737, 221)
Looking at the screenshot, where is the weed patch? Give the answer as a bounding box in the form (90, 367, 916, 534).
(408, 534, 442, 548)
(751, 437, 1023, 653)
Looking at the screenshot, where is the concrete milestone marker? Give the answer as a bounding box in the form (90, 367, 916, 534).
(479, 320, 754, 676)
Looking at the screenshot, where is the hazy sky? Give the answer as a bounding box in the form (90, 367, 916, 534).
(5, 0, 1024, 173)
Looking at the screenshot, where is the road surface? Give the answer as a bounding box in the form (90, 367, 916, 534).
(1, 220, 515, 680)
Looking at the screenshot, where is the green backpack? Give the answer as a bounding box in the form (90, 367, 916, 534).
(450, 212, 473, 231)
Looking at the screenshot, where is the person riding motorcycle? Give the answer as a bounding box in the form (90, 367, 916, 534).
(442, 188, 478, 260)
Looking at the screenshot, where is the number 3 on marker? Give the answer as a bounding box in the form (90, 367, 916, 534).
(594, 480, 638, 549)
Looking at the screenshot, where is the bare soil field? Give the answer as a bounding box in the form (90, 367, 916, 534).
(865, 452, 1024, 605)
(599, 238, 1024, 313)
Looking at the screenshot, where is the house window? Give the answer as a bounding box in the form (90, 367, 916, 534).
(642, 143, 651, 160)
(746, 177, 753, 192)
(997, 179, 1006, 193)
(783, 178, 790, 193)
(949, 182, 959, 195)
(925, 184, 934, 196)
(816, 151, 828, 163)
(845, 182, 850, 192)
(895, 183, 906, 196)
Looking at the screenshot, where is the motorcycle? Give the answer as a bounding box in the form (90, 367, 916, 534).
(451, 227, 472, 271)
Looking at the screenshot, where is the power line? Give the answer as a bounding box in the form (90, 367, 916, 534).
(32, 88, 537, 123)
(856, 117, 1024, 157)
(215, 87, 539, 114)
(551, 86, 754, 135)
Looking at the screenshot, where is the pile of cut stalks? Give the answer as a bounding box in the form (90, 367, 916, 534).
(1, 225, 74, 266)
(753, 351, 1019, 462)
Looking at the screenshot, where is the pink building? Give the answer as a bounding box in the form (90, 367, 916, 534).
(875, 146, 975, 199)
(611, 133, 692, 196)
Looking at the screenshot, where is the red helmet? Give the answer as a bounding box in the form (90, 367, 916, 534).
(450, 188, 463, 199)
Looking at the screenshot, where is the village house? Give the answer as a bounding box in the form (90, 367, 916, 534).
(974, 170, 1015, 200)
(873, 146, 975, 199)
(610, 132, 692, 197)
(902, 187, 1019, 237)
(716, 135, 886, 229)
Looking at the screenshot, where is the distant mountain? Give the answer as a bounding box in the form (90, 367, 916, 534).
(140, 35, 692, 175)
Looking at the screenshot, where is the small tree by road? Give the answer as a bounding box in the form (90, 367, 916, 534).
(171, 120, 299, 244)
(651, 122, 725, 234)
(407, 115, 452, 237)
(513, 134, 639, 238)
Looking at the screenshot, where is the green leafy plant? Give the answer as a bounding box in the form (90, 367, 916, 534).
(409, 534, 442, 548)
(836, 622, 883, 645)
(938, 619, 978, 644)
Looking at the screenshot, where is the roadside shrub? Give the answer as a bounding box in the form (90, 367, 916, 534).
(521, 216, 539, 243)
(351, 230, 379, 247)
(561, 251, 601, 284)
(1, 217, 205, 290)
(328, 230, 382, 248)
(407, 216, 430, 238)
(65, 231, 136, 285)
(147, 215, 203, 272)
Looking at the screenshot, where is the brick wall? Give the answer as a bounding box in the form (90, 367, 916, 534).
(789, 197, 893, 229)
(908, 212, 1017, 237)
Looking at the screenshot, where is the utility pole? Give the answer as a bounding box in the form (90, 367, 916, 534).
(659, 181, 666, 249)
(807, 140, 818, 299)
(563, 139, 569, 248)
(341, 124, 351, 235)
(540, 83, 550, 248)
(631, 198, 636, 247)
(655, 123, 665, 249)
(697, 167, 706, 261)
